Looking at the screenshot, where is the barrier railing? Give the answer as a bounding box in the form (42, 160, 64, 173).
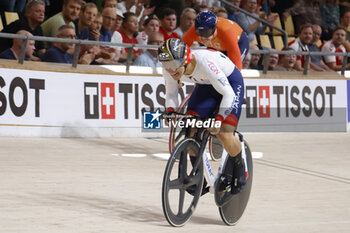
(1, 32, 350, 75)
(0, 32, 159, 72)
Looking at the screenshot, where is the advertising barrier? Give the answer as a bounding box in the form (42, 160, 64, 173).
(0, 68, 348, 137)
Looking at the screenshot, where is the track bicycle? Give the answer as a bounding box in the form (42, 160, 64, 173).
(162, 113, 253, 227)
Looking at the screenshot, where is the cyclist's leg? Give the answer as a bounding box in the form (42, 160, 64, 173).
(215, 69, 246, 205)
(216, 124, 241, 157)
(186, 84, 220, 195)
(238, 31, 250, 62)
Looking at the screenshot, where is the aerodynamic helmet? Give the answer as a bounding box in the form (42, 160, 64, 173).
(158, 38, 193, 71)
(195, 11, 217, 37)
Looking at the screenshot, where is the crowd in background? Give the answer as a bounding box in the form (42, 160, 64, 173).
(1, 0, 350, 72)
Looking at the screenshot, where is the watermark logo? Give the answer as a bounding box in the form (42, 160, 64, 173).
(142, 110, 222, 131)
(143, 110, 162, 129)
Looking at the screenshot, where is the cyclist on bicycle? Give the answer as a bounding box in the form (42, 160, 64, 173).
(182, 11, 249, 71)
(159, 38, 247, 206)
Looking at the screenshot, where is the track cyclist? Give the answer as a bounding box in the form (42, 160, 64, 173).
(182, 11, 249, 71)
(159, 38, 248, 206)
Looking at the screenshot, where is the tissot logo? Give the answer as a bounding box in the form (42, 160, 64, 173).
(245, 85, 336, 119)
(84, 82, 115, 119)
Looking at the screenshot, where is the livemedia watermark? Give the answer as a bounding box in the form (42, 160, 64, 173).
(142, 110, 221, 132)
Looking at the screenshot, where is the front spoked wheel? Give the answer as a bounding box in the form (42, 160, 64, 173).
(218, 140, 253, 226)
(162, 138, 204, 227)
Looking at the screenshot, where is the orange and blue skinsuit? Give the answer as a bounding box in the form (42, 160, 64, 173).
(182, 17, 249, 71)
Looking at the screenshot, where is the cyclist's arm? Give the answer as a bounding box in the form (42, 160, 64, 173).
(203, 61, 236, 121)
(164, 71, 180, 112)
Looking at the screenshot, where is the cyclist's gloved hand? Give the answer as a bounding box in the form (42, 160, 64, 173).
(163, 107, 176, 127)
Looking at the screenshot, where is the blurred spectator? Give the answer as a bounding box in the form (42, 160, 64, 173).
(236, 0, 277, 42)
(239, 0, 262, 11)
(174, 8, 196, 38)
(266, 52, 279, 70)
(194, 4, 210, 13)
(249, 44, 263, 70)
(100, 7, 116, 42)
(117, 0, 155, 22)
(42, 24, 97, 64)
(101, 0, 118, 9)
(136, 15, 160, 52)
(243, 52, 251, 69)
(340, 10, 350, 41)
(274, 48, 297, 71)
(319, 0, 340, 41)
(111, 9, 124, 33)
(321, 27, 350, 71)
(308, 24, 332, 71)
(0, 30, 35, 60)
(212, 7, 228, 19)
(73, 2, 98, 40)
(119, 12, 141, 60)
(88, 8, 119, 64)
(42, 0, 83, 39)
(288, 23, 314, 71)
(282, 0, 322, 34)
(42, 25, 76, 63)
(133, 31, 164, 67)
(159, 8, 180, 40)
(0, 0, 26, 14)
(224, 0, 241, 22)
(110, 11, 124, 57)
(0, 0, 46, 59)
(338, 0, 350, 16)
(152, 0, 185, 24)
(89, 13, 103, 41)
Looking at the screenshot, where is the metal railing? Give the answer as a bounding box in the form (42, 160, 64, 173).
(1, 32, 350, 75)
(250, 49, 350, 75)
(219, 0, 289, 48)
(0, 32, 160, 72)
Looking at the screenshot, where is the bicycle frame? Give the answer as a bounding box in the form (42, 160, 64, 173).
(190, 129, 248, 194)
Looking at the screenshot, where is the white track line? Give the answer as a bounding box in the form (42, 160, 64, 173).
(252, 152, 264, 159)
(151, 153, 170, 160)
(121, 154, 147, 158)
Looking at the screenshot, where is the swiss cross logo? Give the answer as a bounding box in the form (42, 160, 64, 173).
(259, 86, 270, 118)
(84, 82, 116, 119)
(101, 83, 115, 119)
(246, 85, 270, 118)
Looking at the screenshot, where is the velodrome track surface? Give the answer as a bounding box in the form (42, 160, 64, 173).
(1, 133, 349, 233)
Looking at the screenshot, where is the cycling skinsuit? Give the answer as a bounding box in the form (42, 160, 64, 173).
(182, 17, 249, 71)
(164, 49, 244, 127)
